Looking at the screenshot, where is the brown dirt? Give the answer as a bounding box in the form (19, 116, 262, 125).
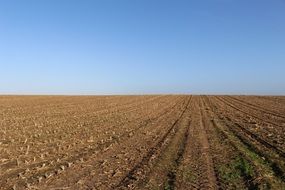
(0, 95, 284, 190)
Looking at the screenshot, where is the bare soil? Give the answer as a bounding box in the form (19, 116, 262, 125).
(0, 95, 284, 189)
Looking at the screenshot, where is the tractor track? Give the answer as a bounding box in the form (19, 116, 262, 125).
(226, 96, 285, 120)
(140, 97, 193, 190)
(205, 96, 285, 182)
(205, 96, 285, 188)
(175, 96, 217, 190)
(215, 96, 283, 128)
(206, 96, 285, 159)
(114, 96, 192, 189)
(213, 96, 285, 153)
(200, 96, 251, 189)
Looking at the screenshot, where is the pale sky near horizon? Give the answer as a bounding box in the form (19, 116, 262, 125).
(0, 0, 285, 95)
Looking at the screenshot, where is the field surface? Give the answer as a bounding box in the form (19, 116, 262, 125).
(0, 95, 285, 190)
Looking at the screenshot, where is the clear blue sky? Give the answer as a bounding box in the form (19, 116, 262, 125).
(1, 0, 284, 95)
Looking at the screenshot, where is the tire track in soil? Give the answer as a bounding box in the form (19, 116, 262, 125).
(175, 96, 217, 190)
(227, 122, 285, 180)
(210, 120, 285, 189)
(205, 96, 285, 181)
(215, 96, 283, 128)
(139, 97, 193, 190)
(213, 96, 285, 158)
(206, 96, 285, 189)
(226, 96, 285, 120)
(197, 97, 217, 190)
(223, 96, 285, 128)
(1, 97, 186, 189)
(114, 96, 192, 189)
(165, 119, 190, 190)
(231, 122, 285, 158)
(200, 96, 249, 189)
(209, 96, 285, 157)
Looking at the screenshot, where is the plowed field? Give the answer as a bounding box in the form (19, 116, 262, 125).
(1, 95, 284, 189)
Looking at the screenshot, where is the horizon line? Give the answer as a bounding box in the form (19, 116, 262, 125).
(0, 93, 284, 96)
